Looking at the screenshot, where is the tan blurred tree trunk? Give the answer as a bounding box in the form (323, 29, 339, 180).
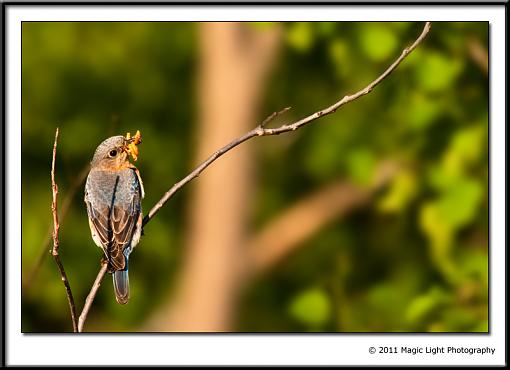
(149, 22, 282, 331)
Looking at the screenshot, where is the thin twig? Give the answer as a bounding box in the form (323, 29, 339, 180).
(24, 165, 89, 292)
(142, 22, 432, 228)
(78, 260, 108, 332)
(261, 106, 292, 127)
(50, 127, 79, 332)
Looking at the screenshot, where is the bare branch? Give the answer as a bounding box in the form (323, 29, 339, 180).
(142, 22, 431, 228)
(50, 127, 79, 332)
(467, 37, 488, 75)
(78, 260, 108, 332)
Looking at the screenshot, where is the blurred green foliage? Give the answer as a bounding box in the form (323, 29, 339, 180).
(22, 22, 488, 332)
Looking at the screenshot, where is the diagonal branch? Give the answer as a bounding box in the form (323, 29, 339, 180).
(142, 22, 431, 228)
(78, 260, 108, 332)
(50, 127, 79, 332)
(58, 22, 431, 332)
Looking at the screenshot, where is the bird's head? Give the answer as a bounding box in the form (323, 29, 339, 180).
(90, 131, 142, 170)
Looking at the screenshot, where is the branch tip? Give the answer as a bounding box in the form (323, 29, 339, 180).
(142, 21, 431, 229)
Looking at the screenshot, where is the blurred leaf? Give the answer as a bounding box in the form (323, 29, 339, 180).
(316, 22, 336, 37)
(458, 249, 488, 285)
(329, 39, 350, 79)
(428, 125, 486, 191)
(406, 286, 450, 324)
(359, 24, 398, 62)
(414, 51, 463, 92)
(450, 125, 485, 165)
(286, 22, 314, 53)
(367, 282, 407, 317)
(437, 178, 483, 229)
(289, 288, 331, 327)
(419, 177, 482, 282)
(378, 170, 418, 213)
(407, 92, 442, 130)
(427, 159, 462, 191)
(303, 125, 347, 181)
(346, 148, 375, 186)
(419, 202, 453, 268)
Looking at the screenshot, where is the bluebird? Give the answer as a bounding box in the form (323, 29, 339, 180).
(84, 133, 144, 304)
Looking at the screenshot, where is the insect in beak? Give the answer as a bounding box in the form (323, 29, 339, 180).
(124, 130, 142, 161)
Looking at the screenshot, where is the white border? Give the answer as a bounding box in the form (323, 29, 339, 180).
(7, 5, 506, 366)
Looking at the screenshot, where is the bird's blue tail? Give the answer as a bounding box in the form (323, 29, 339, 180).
(113, 269, 130, 305)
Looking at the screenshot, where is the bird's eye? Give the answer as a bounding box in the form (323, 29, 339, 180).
(108, 149, 118, 158)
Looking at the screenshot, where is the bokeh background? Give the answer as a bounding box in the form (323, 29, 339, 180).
(22, 22, 488, 332)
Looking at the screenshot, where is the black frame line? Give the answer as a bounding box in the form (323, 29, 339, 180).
(2, 1, 505, 367)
